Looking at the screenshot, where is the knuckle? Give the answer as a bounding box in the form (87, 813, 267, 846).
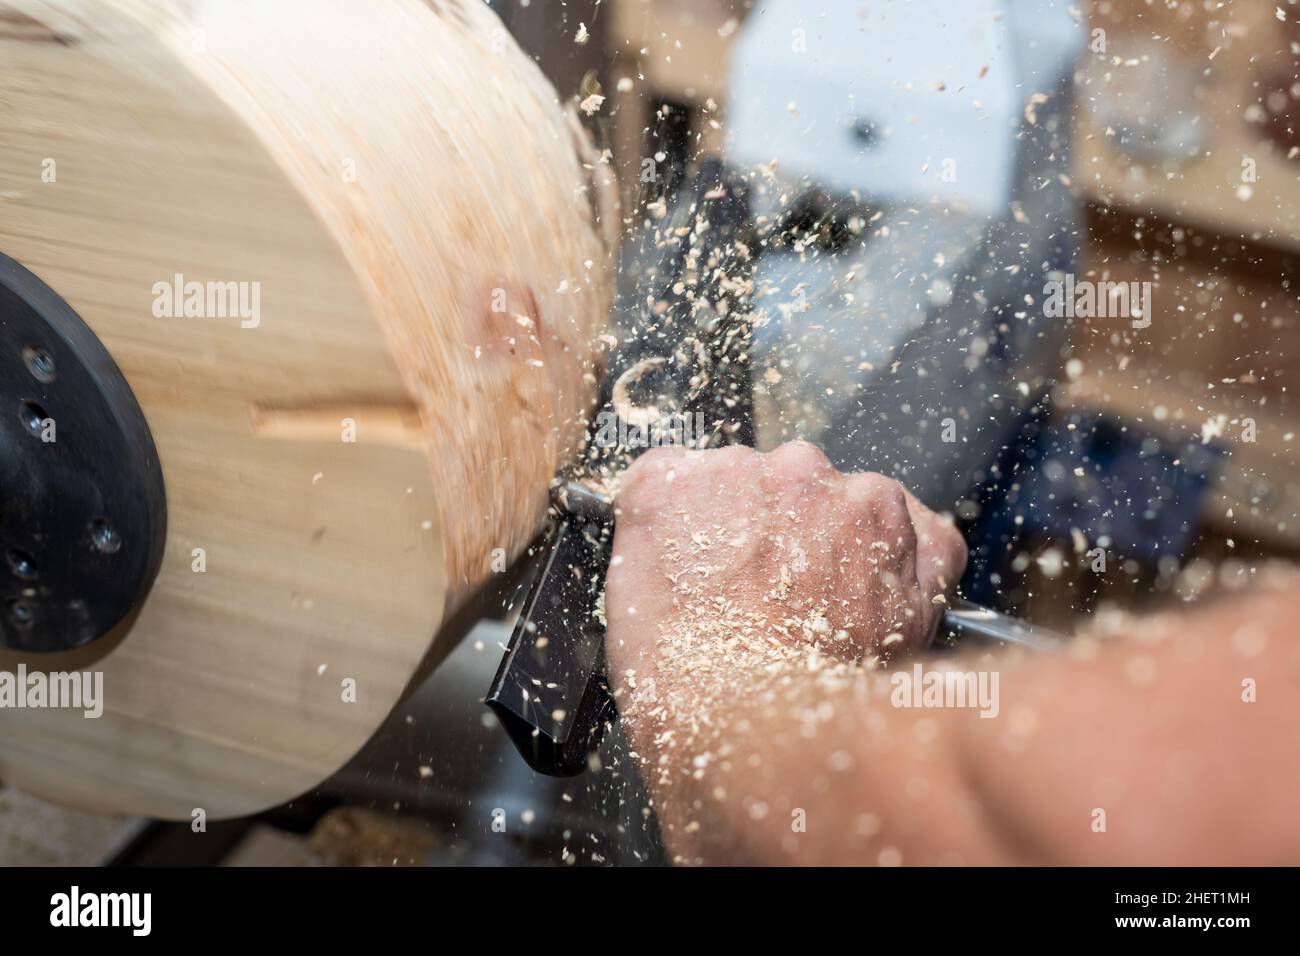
(863, 474, 909, 521)
(881, 482, 910, 517)
(710, 443, 759, 469)
(695, 445, 757, 492)
(845, 473, 917, 548)
(846, 470, 891, 500)
(769, 439, 832, 476)
(878, 485, 918, 552)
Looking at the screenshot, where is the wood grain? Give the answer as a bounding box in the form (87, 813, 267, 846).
(0, 0, 613, 818)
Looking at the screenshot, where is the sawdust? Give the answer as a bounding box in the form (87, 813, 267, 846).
(617, 516, 896, 792)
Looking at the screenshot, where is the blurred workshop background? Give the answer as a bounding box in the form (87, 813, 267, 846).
(3, 0, 1298, 866)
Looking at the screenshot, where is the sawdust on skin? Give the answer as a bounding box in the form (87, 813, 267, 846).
(614, 504, 1300, 862)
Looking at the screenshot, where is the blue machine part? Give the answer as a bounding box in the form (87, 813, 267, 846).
(961, 412, 1224, 605)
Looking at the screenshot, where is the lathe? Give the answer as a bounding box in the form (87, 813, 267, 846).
(0, 0, 1081, 830)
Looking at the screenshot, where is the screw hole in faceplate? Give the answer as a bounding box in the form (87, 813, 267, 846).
(6, 598, 35, 630)
(6, 548, 38, 581)
(88, 518, 121, 555)
(22, 344, 56, 383)
(19, 399, 49, 436)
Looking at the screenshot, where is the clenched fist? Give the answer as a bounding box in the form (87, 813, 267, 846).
(604, 441, 967, 710)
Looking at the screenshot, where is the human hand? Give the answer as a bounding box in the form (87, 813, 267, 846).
(604, 441, 967, 701)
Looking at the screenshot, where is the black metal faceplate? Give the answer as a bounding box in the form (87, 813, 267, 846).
(0, 253, 166, 652)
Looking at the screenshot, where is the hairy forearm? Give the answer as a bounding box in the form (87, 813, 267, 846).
(619, 648, 1011, 865)
(957, 588, 1300, 865)
(620, 586, 1300, 866)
